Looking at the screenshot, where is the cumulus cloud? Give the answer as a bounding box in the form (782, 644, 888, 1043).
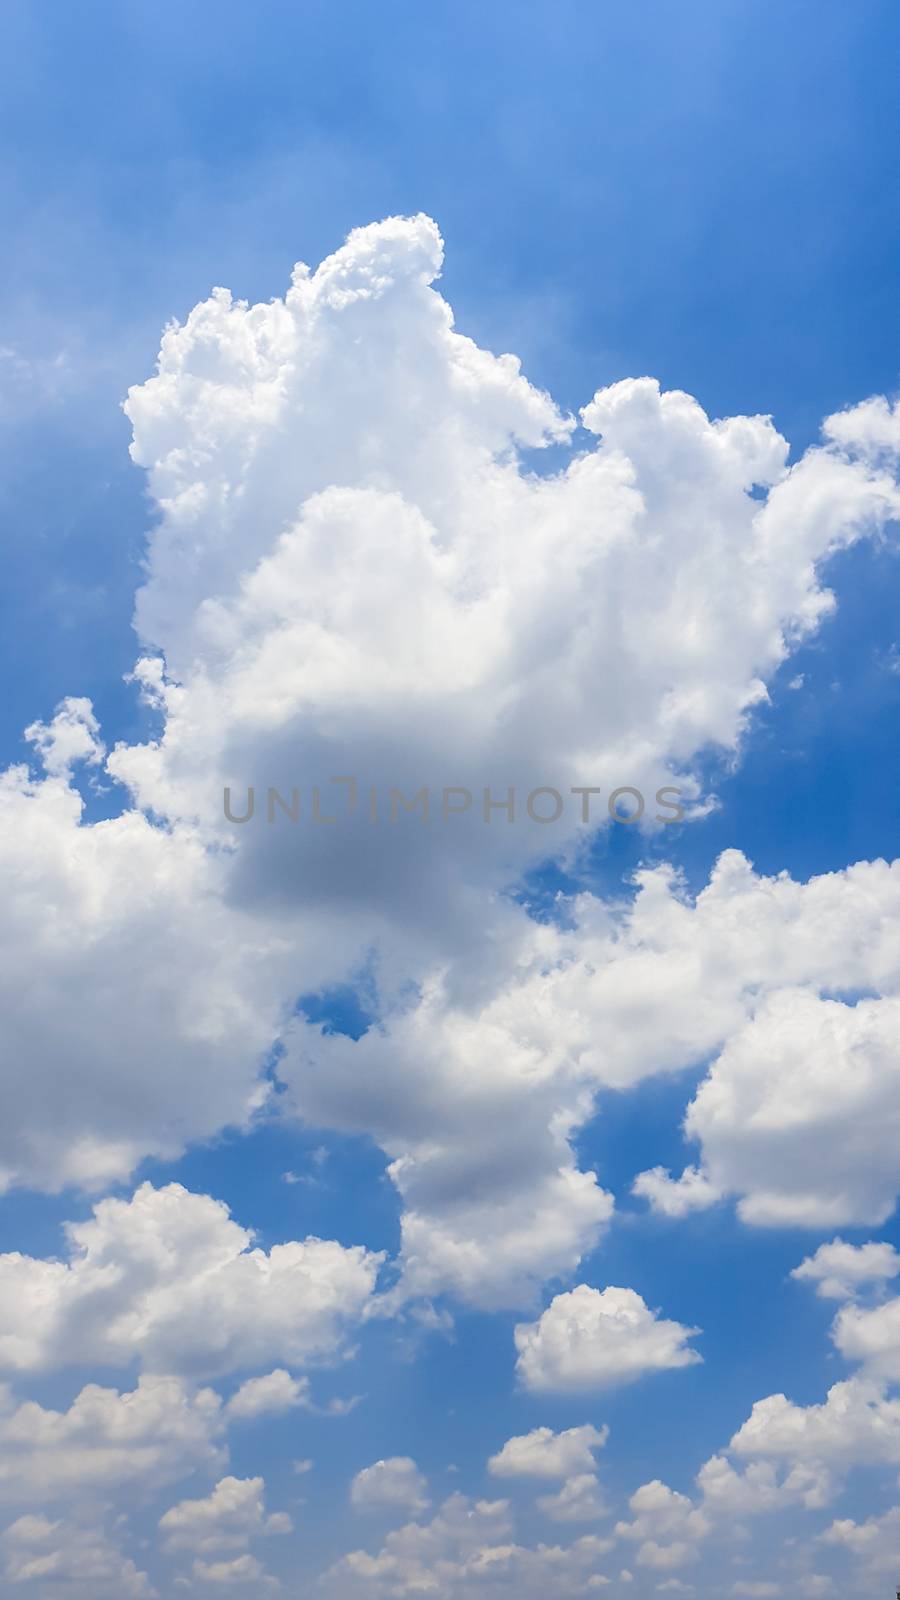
(187, 1551, 279, 1588)
(0, 1182, 382, 1378)
(159, 1476, 291, 1553)
(488, 1425, 609, 1479)
(279, 847, 900, 1304)
(696, 1455, 832, 1515)
(822, 1503, 900, 1578)
(536, 1474, 609, 1522)
(614, 1481, 709, 1570)
(513, 1287, 702, 1394)
(791, 1238, 900, 1300)
(350, 1459, 430, 1515)
(3, 216, 900, 1323)
(729, 1376, 900, 1469)
(324, 1492, 613, 1597)
(631, 1167, 723, 1219)
(832, 1295, 900, 1381)
(0, 748, 291, 1193)
(224, 1369, 311, 1421)
(685, 991, 900, 1227)
(0, 1514, 152, 1597)
(5, 207, 900, 1600)
(0, 1375, 225, 1501)
(23, 697, 104, 778)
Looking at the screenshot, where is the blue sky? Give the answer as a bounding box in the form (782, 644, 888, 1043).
(2, 4, 900, 1597)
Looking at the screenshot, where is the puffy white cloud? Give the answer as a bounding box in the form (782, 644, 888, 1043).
(5, 215, 900, 1322)
(0, 1182, 382, 1378)
(822, 1504, 900, 1586)
(188, 1551, 279, 1588)
(696, 1455, 832, 1514)
(279, 846, 900, 1304)
(281, 974, 615, 1309)
(791, 1238, 900, 1300)
(0, 1514, 152, 1597)
(489, 1424, 609, 1479)
(685, 991, 900, 1227)
(159, 1476, 291, 1553)
(729, 1376, 900, 1468)
(0, 748, 292, 1194)
(832, 1295, 900, 1381)
(614, 1481, 709, 1570)
(631, 1167, 723, 1219)
(224, 1370, 311, 1421)
(324, 1492, 613, 1597)
(0, 1375, 224, 1501)
(514, 1287, 702, 1394)
(23, 697, 104, 778)
(537, 1474, 609, 1522)
(350, 1459, 430, 1515)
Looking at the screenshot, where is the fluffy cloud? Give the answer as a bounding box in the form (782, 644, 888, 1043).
(685, 991, 900, 1227)
(112, 213, 900, 992)
(489, 1425, 609, 1479)
(696, 1455, 832, 1514)
(0, 735, 292, 1194)
(832, 1295, 900, 1380)
(631, 1167, 723, 1219)
(281, 847, 900, 1304)
(822, 1504, 900, 1576)
(729, 1376, 900, 1469)
(159, 1476, 291, 1553)
(0, 1514, 152, 1597)
(187, 1551, 279, 1588)
(0, 1375, 224, 1501)
(224, 1370, 311, 1421)
(614, 1482, 709, 1570)
(0, 1182, 382, 1378)
(513, 1287, 702, 1394)
(536, 1475, 609, 1523)
(791, 1238, 900, 1300)
(350, 1459, 430, 1515)
(4, 215, 900, 1324)
(324, 1492, 613, 1597)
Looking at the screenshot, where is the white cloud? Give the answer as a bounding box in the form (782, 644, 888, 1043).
(489, 1425, 609, 1479)
(514, 1287, 702, 1394)
(3, 215, 899, 1320)
(324, 1492, 613, 1597)
(791, 1238, 900, 1300)
(188, 1551, 279, 1588)
(225, 1370, 311, 1421)
(697, 1455, 832, 1514)
(0, 1182, 382, 1378)
(729, 1376, 900, 1468)
(159, 1476, 291, 1553)
(23, 697, 104, 778)
(0, 1374, 224, 1501)
(631, 1167, 723, 1219)
(279, 847, 900, 1304)
(537, 1474, 609, 1522)
(685, 991, 900, 1227)
(832, 1295, 900, 1381)
(350, 1459, 430, 1515)
(0, 1514, 152, 1597)
(0, 750, 292, 1193)
(821, 1504, 900, 1582)
(614, 1481, 709, 1570)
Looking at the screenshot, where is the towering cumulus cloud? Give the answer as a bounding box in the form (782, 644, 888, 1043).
(2, 215, 899, 1316)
